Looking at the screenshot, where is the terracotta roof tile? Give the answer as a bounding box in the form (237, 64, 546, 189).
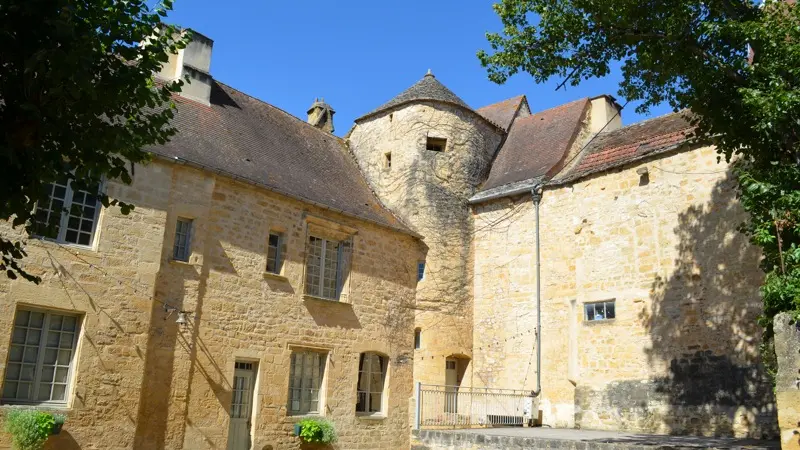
(479, 98, 590, 193)
(555, 111, 694, 183)
(477, 95, 527, 131)
(147, 80, 411, 234)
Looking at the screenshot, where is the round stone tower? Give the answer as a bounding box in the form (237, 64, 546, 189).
(347, 71, 505, 388)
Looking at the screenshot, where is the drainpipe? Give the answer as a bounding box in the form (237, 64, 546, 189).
(531, 185, 543, 398)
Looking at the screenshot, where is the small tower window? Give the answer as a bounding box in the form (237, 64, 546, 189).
(384, 152, 392, 169)
(426, 137, 447, 152)
(414, 328, 421, 349)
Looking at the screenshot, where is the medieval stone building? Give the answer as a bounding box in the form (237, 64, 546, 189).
(0, 33, 776, 449)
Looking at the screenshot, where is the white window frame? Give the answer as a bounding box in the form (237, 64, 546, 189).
(266, 232, 283, 274)
(305, 236, 349, 301)
(173, 217, 193, 262)
(584, 300, 616, 322)
(287, 349, 327, 416)
(356, 352, 388, 416)
(34, 178, 102, 248)
(2, 307, 81, 406)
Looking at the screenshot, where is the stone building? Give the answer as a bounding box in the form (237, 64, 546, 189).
(0, 35, 420, 450)
(0, 32, 778, 450)
(350, 75, 776, 438)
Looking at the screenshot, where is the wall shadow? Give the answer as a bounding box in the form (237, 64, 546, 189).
(641, 170, 777, 438)
(304, 298, 362, 329)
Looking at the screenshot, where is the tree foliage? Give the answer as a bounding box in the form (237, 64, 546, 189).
(0, 0, 188, 281)
(479, 0, 800, 334)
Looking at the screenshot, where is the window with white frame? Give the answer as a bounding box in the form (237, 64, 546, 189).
(173, 218, 193, 262)
(356, 352, 387, 414)
(266, 232, 283, 274)
(288, 350, 326, 415)
(33, 178, 101, 247)
(584, 300, 616, 322)
(2, 308, 80, 405)
(305, 236, 351, 300)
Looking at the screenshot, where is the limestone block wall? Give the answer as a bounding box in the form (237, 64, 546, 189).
(774, 312, 800, 450)
(133, 163, 419, 450)
(0, 159, 419, 450)
(0, 162, 172, 449)
(473, 145, 777, 438)
(349, 102, 504, 388)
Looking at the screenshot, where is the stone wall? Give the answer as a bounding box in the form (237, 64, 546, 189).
(0, 159, 420, 449)
(774, 312, 800, 450)
(472, 145, 777, 438)
(348, 102, 504, 389)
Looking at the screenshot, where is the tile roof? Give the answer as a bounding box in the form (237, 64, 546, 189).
(477, 95, 527, 131)
(477, 98, 590, 195)
(355, 72, 503, 130)
(554, 111, 695, 184)
(147, 80, 411, 234)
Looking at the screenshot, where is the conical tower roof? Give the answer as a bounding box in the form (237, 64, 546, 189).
(355, 71, 479, 122)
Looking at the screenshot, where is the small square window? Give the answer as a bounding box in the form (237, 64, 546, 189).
(426, 137, 446, 152)
(417, 262, 425, 281)
(173, 218, 193, 262)
(584, 300, 616, 322)
(266, 232, 283, 274)
(384, 152, 392, 169)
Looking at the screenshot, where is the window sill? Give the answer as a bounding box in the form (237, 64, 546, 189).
(0, 403, 71, 412)
(303, 294, 348, 305)
(285, 413, 324, 422)
(30, 237, 97, 255)
(168, 259, 194, 267)
(356, 413, 387, 421)
(263, 271, 288, 282)
(583, 319, 616, 326)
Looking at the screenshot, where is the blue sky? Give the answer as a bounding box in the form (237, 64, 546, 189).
(166, 1, 672, 136)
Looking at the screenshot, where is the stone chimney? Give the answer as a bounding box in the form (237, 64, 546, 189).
(157, 29, 214, 105)
(588, 95, 623, 133)
(307, 98, 335, 133)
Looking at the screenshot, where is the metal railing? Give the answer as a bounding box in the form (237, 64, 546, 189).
(415, 383, 534, 429)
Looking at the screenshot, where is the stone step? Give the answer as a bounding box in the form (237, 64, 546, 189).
(412, 429, 781, 450)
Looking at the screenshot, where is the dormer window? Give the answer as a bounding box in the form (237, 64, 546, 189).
(426, 137, 446, 152)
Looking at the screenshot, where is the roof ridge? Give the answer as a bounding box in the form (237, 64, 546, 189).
(213, 79, 346, 144)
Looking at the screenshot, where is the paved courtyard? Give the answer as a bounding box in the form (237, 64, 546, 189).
(413, 428, 780, 449)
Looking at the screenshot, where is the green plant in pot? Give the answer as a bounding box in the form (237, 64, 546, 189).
(295, 418, 337, 444)
(4, 410, 58, 450)
(51, 414, 66, 435)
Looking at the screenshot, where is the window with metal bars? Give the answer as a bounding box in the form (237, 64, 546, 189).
(173, 218, 193, 262)
(305, 236, 351, 300)
(287, 350, 326, 415)
(356, 352, 387, 414)
(33, 178, 101, 247)
(2, 308, 81, 405)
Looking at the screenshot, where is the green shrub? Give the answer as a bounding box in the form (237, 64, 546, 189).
(297, 418, 337, 444)
(4, 410, 55, 450)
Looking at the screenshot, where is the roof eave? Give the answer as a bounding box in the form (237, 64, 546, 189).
(354, 99, 506, 132)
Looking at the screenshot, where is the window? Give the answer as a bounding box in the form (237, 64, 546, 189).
(34, 178, 101, 247)
(2, 308, 80, 405)
(584, 300, 615, 322)
(414, 328, 421, 350)
(173, 218, 193, 262)
(305, 236, 351, 300)
(417, 262, 425, 281)
(288, 350, 326, 415)
(266, 232, 283, 274)
(384, 152, 392, 169)
(356, 352, 387, 414)
(426, 137, 447, 152)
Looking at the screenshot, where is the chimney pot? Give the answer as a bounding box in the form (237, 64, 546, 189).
(307, 98, 335, 133)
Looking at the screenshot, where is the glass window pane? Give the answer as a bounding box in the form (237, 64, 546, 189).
(606, 302, 616, 319)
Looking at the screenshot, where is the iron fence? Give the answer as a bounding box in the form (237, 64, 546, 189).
(414, 383, 534, 429)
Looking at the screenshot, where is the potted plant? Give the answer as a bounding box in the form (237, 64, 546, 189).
(295, 417, 337, 445)
(50, 414, 66, 435)
(4, 410, 57, 450)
